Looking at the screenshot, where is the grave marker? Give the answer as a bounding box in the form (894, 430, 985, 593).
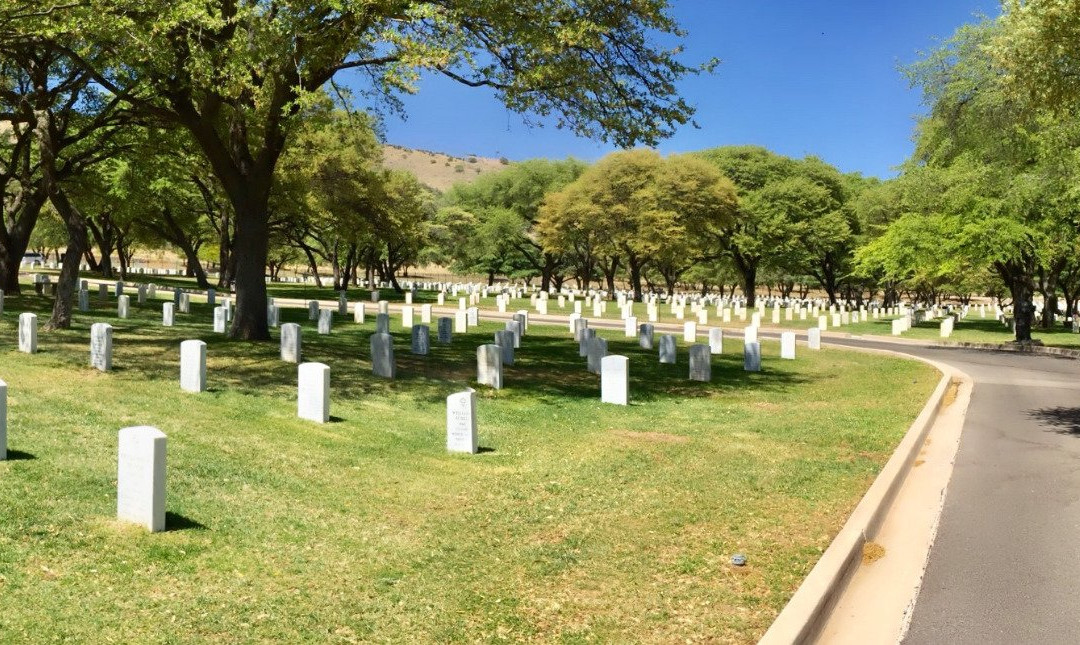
(18, 313, 36, 353)
(180, 340, 207, 393)
(90, 322, 113, 371)
(116, 426, 167, 532)
(370, 333, 395, 378)
(280, 323, 302, 362)
(446, 389, 478, 454)
(601, 355, 629, 405)
(689, 344, 711, 382)
(297, 362, 331, 423)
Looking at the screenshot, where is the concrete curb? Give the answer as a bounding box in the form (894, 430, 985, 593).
(757, 349, 963, 645)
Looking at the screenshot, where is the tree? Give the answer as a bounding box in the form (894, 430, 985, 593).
(538, 149, 735, 300)
(696, 146, 800, 306)
(444, 159, 586, 289)
(903, 19, 1080, 341)
(27, 0, 709, 339)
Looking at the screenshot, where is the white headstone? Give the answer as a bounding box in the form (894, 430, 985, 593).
(162, 302, 174, 327)
(402, 305, 414, 329)
(781, 332, 796, 359)
(354, 302, 366, 324)
(586, 336, 608, 374)
(370, 333, 395, 378)
(455, 310, 467, 333)
(307, 300, 319, 320)
(639, 323, 655, 349)
(477, 344, 503, 389)
(743, 342, 761, 372)
(708, 328, 723, 354)
(411, 324, 430, 355)
(744, 325, 758, 345)
(689, 344, 711, 382)
(658, 334, 677, 364)
(808, 327, 822, 350)
(683, 321, 697, 343)
(297, 362, 330, 423)
(446, 389, 478, 454)
(375, 313, 390, 334)
(18, 313, 37, 354)
(318, 309, 333, 335)
(116, 426, 167, 532)
(90, 322, 113, 371)
(280, 323, 302, 362)
(601, 355, 629, 405)
(437, 317, 453, 343)
(214, 306, 227, 333)
(180, 340, 207, 393)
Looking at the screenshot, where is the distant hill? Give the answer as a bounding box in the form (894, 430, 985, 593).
(381, 144, 509, 193)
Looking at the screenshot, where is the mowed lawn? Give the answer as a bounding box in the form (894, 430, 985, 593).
(0, 289, 937, 643)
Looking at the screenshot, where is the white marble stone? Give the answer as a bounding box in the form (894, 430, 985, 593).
(90, 322, 113, 371)
(353, 302, 365, 324)
(446, 388, 478, 453)
(477, 344, 503, 389)
(421, 304, 432, 324)
(180, 340, 207, 393)
(781, 332, 796, 360)
(494, 330, 516, 366)
(206, 288, 215, 306)
(18, 312, 37, 353)
(411, 324, 430, 355)
(318, 309, 333, 335)
(214, 306, 227, 333)
(370, 333, 395, 378)
(437, 317, 453, 343)
(179, 292, 191, 313)
(280, 323, 302, 362)
(586, 336, 608, 374)
(298, 362, 330, 423)
(379, 300, 390, 315)
(601, 355, 629, 405)
(308, 300, 319, 320)
(658, 334, 677, 364)
(709, 328, 723, 354)
(455, 310, 467, 333)
(683, 321, 697, 343)
(375, 313, 390, 334)
(162, 302, 174, 326)
(638, 323, 655, 349)
(689, 344, 711, 382)
(808, 327, 821, 350)
(402, 305, 414, 329)
(743, 342, 761, 372)
(744, 325, 757, 345)
(78, 288, 89, 312)
(116, 426, 167, 532)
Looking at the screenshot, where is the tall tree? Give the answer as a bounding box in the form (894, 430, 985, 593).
(28, 0, 708, 339)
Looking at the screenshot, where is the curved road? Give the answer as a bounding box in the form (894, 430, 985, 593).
(821, 337, 1080, 644)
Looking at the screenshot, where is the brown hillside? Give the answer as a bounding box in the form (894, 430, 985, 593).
(381, 144, 508, 192)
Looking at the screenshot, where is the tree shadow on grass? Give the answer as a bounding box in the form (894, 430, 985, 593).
(1028, 407, 1080, 436)
(3, 297, 812, 407)
(165, 512, 207, 532)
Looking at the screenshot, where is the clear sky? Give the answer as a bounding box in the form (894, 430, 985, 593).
(346, 1, 1000, 179)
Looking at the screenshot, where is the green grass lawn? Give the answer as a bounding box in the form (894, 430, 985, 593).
(0, 288, 938, 642)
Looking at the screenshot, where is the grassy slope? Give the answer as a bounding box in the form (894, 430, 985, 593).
(0, 286, 937, 642)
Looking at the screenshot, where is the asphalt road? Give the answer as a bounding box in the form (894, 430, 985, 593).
(818, 337, 1080, 644)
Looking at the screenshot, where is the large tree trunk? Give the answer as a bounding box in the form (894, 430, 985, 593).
(0, 191, 47, 294)
(229, 202, 271, 340)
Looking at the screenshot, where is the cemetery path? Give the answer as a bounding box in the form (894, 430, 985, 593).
(822, 338, 1080, 644)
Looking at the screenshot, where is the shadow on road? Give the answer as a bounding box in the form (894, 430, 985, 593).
(1028, 406, 1080, 435)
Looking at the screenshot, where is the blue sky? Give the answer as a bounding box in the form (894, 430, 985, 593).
(347, 1, 1000, 179)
